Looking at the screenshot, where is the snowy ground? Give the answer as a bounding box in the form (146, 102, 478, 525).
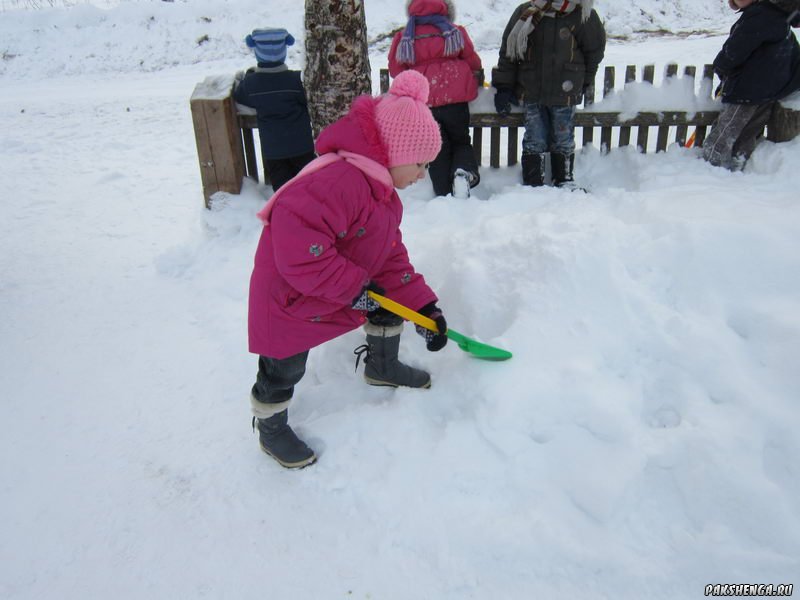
(2, 2, 800, 599)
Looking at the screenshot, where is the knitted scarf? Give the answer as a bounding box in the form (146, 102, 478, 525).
(396, 14, 465, 64)
(505, 0, 592, 61)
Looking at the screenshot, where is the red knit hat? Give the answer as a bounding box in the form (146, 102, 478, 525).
(374, 71, 442, 167)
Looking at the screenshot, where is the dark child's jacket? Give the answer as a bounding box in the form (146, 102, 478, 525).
(234, 65, 315, 159)
(714, 0, 800, 104)
(492, 3, 606, 106)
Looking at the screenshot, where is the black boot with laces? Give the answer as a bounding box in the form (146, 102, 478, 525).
(354, 326, 431, 389)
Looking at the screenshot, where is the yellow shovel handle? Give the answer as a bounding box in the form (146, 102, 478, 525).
(367, 291, 438, 333)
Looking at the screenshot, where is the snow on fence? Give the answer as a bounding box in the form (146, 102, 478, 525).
(190, 64, 800, 206)
(381, 64, 724, 167)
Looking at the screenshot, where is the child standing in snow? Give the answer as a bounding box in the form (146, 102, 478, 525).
(248, 70, 449, 469)
(234, 28, 316, 192)
(388, 0, 482, 199)
(703, 0, 800, 171)
(491, 0, 605, 189)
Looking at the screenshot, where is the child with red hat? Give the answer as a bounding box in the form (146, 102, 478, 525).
(389, 0, 483, 199)
(247, 70, 449, 469)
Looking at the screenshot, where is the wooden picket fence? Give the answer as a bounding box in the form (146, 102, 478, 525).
(190, 63, 800, 206)
(381, 64, 721, 167)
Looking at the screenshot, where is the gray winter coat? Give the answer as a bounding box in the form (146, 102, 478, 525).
(492, 3, 606, 106)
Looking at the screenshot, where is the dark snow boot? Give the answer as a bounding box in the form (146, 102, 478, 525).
(521, 152, 546, 187)
(551, 152, 583, 191)
(253, 409, 316, 469)
(356, 322, 431, 389)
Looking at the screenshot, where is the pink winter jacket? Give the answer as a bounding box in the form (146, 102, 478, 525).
(248, 95, 438, 359)
(388, 0, 482, 107)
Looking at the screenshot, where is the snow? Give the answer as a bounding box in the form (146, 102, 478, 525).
(783, 90, 800, 109)
(584, 77, 719, 119)
(0, 0, 736, 79)
(1, 1, 799, 599)
(191, 73, 236, 100)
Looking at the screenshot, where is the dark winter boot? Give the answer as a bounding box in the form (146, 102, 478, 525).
(253, 409, 316, 469)
(521, 152, 546, 187)
(551, 152, 582, 190)
(356, 322, 431, 388)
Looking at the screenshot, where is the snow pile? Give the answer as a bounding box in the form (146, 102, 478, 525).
(0, 0, 735, 79)
(469, 75, 721, 118)
(0, 0, 304, 78)
(422, 0, 736, 51)
(586, 76, 719, 118)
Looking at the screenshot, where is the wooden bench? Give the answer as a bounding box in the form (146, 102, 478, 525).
(190, 64, 800, 206)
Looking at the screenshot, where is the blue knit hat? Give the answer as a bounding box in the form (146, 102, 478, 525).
(245, 28, 295, 65)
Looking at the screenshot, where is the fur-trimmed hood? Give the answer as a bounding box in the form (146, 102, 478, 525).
(406, 0, 456, 20)
(316, 96, 391, 169)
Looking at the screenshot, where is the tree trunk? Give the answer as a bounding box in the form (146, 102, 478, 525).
(304, 0, 372, 138)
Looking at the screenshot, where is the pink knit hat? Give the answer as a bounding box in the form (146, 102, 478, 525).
(374, 70, 442, 168)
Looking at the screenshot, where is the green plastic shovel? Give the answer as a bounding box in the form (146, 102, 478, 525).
(367, 291, 512, 361)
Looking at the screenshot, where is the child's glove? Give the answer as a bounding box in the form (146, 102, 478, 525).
(416, 302, 448, 352)
(351, 281, 385, 312)
(494, 88, 518, 116)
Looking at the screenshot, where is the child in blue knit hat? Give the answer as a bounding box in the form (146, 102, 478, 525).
(234, 28, 316, 191)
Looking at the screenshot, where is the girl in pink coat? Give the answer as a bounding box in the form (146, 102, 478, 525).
(389, 0, 483, 198)
(248, 71, 449, 469)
